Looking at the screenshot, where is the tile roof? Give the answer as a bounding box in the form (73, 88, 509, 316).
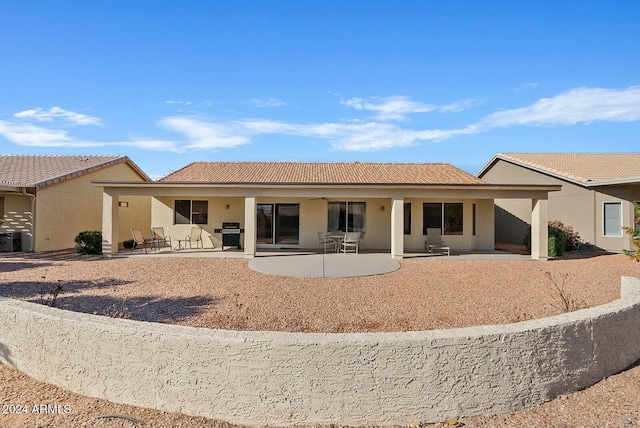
(490, 153, 640, 185)
(159, 162, 487, 185)
(0, 155, 150, 188)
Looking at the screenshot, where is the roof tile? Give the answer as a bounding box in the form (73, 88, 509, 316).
(159, 162, 486, 185)
(496, 153, 640, 184)
(0, 155, 149, 188)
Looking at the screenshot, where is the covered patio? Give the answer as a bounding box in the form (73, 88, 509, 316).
(94, 162, 559, 262)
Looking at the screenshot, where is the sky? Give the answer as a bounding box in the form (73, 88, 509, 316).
(1, 1, 639, 179)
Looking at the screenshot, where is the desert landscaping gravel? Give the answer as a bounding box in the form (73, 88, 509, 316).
(1, 250, 640, 427)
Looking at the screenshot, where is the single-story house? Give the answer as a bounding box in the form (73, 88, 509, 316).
(94, 162, 560, 260)
(478, 153, 640, 253)
(0, 155, 151, 252)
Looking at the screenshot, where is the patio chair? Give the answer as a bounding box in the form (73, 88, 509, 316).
(318, 231, 337, 253)
(185, 226, 203, 249)
(425, 228, 450, 256)
(130, 228, 153, 253)
(152, 227, 172, 249)
(341, 232, 361, 254)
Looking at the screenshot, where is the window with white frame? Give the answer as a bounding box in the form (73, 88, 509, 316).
(423, 202, 464, 235)
(603, 201, 622, 237)
(175, 200, 208, 225)
(327, 201, 366, 232)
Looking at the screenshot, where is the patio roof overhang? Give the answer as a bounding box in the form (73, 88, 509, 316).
(92, 181, 561, 200)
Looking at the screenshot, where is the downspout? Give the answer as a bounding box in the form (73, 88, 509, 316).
(20, 188, 36, 252)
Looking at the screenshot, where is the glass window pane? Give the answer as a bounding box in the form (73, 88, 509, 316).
(174, 200, 190, 224)
(328, 202, 345, 232)
(348, 202, 366, 232)
(275, 204, 299, 244)
(604, 202, 622, 236)
(423, 203, 442, 235)
(444, 203, 463, 235)
(257, 204, 273, 244)
(191, 200, 208, 225)
(404, 203, 411, 235)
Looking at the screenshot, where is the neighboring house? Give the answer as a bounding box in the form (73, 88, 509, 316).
(0, 155, 151, 252)
(95, 162, 559, 259)
(478, 153, 640, 253)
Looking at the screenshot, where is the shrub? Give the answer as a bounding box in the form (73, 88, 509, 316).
(524, 220, 577, 257)
(549, 220, 581, 251)
(548, 226, 568, 257)
(123, 239, 135, 249)
(75, 230, 103, 255)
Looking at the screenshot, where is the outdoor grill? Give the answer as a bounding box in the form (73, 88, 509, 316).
(216, 222, 243, 249)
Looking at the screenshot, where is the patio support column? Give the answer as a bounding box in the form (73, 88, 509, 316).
(391, 196, 404, 259)
(102, 190, 119, 256)
(531, 198, 548, 261)
(244, 196, 256, 258)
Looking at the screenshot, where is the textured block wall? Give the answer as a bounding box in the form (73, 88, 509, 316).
(1, 276, 640, 426)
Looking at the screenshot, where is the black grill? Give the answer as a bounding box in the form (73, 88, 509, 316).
(220, 222, 242, 249)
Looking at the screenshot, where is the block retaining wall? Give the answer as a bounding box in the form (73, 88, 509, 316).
(1, 276, 640, 426)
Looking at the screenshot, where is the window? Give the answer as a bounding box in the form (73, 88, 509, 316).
(603, 202, 622, 237)
(423, 202, 464, 235)
(175, 200, 208, 225)
(472, 203, 477, 236)
(327, 202, 366, 232)
(404, 203, 411, 235)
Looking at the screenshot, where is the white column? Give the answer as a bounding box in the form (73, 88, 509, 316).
(531, 198, 548, 261)
(390, 196, 404, 259)
(102, 190, 119, 256)
(244, 196, 257, 258)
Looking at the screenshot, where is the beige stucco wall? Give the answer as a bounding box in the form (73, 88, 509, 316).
(150, 196, 495, 252)
(0, 194, 33, 251)
(34, 163, 150, 252)
(482, 160, 639, 251)
(1, 277, 639, 426)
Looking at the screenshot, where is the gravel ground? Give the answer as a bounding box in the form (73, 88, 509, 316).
(1, 250, 640, 427)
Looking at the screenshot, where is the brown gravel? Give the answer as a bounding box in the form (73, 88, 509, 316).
(1, 250, 640, 427)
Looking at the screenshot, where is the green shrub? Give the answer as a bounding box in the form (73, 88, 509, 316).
(548, 226, 567, 257)
(75, 230, 103, 255)
(524, 220, 574, 257)
(548, 220, 581, 251)
(123, 239, 135, 249)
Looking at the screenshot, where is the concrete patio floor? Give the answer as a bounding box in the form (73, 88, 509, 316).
(112, 247, 533, 278)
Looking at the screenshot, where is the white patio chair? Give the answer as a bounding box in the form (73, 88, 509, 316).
(318, 231, 337, 253)
(341, 232, 361, 254)
(425, 228, 450, 256)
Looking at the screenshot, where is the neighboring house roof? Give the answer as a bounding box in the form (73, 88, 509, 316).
(159, 162, 487, 186)
(478, 153, 640, 186)
(0, 155, 151, 189)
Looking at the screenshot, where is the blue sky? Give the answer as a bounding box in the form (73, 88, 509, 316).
(1, 1, 639, 179)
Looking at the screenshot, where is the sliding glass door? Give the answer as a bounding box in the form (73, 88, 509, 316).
(257, 203, 300, 245)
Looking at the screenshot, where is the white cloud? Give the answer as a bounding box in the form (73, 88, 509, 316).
(158, 116, 250, 149)
(341, 96, 436, 121)
(3, 86, 640, 154)
(0, 120, 178, 150)
(480, 86, 640, 127)
(165, 100, 193, 106)
(250, 97, 286, 108)
(341, 96, 479, 121)
(13, 107, 103, 126)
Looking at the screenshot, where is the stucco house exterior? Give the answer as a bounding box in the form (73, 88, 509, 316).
(478, 153, 640, 253)
(95, 161, 559, 260)
(0, 155, 151, 252)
